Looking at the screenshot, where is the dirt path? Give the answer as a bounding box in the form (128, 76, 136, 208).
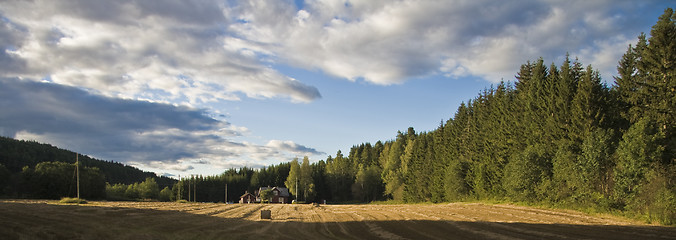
(0, 200, 674, 239)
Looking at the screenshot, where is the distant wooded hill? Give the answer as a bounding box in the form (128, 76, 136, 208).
(0, 136, 175, 188)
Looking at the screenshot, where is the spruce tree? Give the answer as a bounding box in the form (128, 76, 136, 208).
(640, 8, 675, 164)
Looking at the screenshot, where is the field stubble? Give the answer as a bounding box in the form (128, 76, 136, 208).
(0, 199, 674, 240)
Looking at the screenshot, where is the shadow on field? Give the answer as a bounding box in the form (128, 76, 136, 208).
(0, 202, 674, 240)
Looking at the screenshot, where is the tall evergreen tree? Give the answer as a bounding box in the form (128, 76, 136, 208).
(639, 8, 675, 164)
(326, 151, 354, 201)
(552, 55, 578, 142)
(614, 44, 639, 129)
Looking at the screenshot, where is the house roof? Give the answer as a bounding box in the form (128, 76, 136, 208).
(240, 192, 255, 198)
(274, 187, 290, 197)
(258, 186, 290, 197)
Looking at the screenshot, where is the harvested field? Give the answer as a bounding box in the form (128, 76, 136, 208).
(1, 200, 674, 240)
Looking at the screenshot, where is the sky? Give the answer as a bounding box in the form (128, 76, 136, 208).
(0, 0, 671, 178)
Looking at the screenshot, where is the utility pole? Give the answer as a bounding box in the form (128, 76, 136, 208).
(188, 176, 191, 202)
(193, 175, 197, 202)
(76, 153, 80, 202)
(178, 175, 181, 201)
(225, 183, 228, 203)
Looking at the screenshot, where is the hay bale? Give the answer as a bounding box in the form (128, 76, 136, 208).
(261, 210, 272, 219)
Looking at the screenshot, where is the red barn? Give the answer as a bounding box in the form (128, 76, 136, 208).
(257, 186, 290, 204)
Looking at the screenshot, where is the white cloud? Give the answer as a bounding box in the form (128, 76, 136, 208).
(227, 0, 659, 84)
(0, 0, 320, 104)
(0, 0, 664, 93)
(266, 140, 325, 156)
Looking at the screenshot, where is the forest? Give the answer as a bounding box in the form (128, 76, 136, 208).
(0, 136, 175, 199)
(0, 8, 673, 225)
(175, 9, 675, 224)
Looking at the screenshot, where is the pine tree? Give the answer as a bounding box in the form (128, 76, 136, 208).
(553, 54, 578, 142)
(325, 151, 354, 201)
(614, 44, 638, 128)
(639, 8, 675, 164)
(570, 65, 607, 145)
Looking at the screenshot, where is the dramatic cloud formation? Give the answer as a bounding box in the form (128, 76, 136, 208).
(0, 78, 321, 171)
(227, 0, 654, 83)
(0, 0, 320, 104)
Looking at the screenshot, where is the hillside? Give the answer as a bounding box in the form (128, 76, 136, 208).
(0, 136, 175, 188)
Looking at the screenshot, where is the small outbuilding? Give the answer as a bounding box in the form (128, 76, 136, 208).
(239, 191, 256, 204)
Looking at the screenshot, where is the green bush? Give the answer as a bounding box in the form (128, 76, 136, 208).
(158, 186, 173, 202)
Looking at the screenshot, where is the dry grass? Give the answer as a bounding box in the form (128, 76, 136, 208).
(0, 199, 674, 239)
(58, 197, 87, 204)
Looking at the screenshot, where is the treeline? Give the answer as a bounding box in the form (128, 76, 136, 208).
(169, 164, 290, 203)
(0, 136, 176, 199)
(0, 161, 105, 199)
(185, 9, 674, 224)
(106, 177, 174, 201)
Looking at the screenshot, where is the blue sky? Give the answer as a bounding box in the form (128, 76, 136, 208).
(0, 1, 672, 177)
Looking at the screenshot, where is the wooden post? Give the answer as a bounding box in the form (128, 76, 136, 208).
(76, 153, 80, 202)
(296, 178, 298, 203)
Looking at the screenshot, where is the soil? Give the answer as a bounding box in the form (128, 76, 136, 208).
(1, 199, 674, 239)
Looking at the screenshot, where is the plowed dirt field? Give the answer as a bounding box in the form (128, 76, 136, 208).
(1, 200, 674, 239)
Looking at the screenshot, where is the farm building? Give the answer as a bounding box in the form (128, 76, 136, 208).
(256, 186, 290, 203)
(239, 191, 256, 204)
